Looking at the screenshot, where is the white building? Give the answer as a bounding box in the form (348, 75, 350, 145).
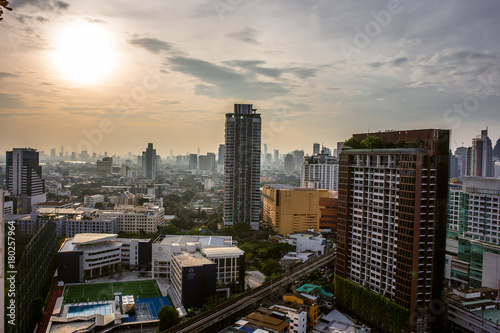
(65, 215, 119, 238)
(270, 305, 307, 333)
(286, 231, 327, 256)
(313, 309, 370, 333)
(116, 238, 152, 268)
(84, 194, 104, 208)
(100, 203, 165, 233)
(301, 152, 339, 191)
(58, 233, 121, 283)
(152, 235, 244, 287)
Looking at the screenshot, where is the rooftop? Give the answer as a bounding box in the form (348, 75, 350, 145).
(173, 251, 214, 267)
(73, 233, 118, 245)
(202, 247, 244, 257)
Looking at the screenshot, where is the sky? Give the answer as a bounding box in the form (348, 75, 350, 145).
(1, 0, 500, 158)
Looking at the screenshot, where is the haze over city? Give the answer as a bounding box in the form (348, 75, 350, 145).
(1, 0, 500, 156)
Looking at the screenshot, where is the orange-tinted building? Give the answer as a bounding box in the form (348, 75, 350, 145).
(319, 194, 338, 232)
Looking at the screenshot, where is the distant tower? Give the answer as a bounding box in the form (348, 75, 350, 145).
(313, 142, 320, 155)
(218, 144, 225, 165)
(6, 148, 46, 213)
(189, 154, 198, 170)
(466, 128, 494, 177)
(142, 143, 157, 181)
(224, 104, 261, 230)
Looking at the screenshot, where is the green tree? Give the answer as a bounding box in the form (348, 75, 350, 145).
(344, 137, 360, 149)
(261, 259, 283, 277)
(360, 135, 384, 149)
(157, 305, 180, 332)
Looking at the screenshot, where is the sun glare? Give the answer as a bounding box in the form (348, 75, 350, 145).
(52, 23, 116, 84)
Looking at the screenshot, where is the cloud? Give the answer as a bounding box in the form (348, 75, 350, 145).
(0, 72, 19, 79)
(12, 0, 69, 10)
(227, 27, 259, 44)
(128, 37, 174, 54)
(0, 93, 24, 110)
(16, 14, 49, 24)
(167, 56, 291, 100)
(157, 100, 181, 106)
(391, 57, 408, 66)
(85, 17, 107, 24)
(223, 60, 323, 79)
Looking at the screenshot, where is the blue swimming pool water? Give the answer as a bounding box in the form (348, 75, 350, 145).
(67, 303, 113, 318)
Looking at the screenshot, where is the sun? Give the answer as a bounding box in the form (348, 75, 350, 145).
(52, 23, 116, 84)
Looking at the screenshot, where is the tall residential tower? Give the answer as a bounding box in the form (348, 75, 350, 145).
(142, 143, 157, 181)
(336, 129, 449, 333)
(224, 104, 261, 230)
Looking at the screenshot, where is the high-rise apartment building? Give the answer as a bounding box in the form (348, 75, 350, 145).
(300, 151, 339, 191)
(6, 148, 46, 213)
(188, 153, 198, 170)
(336, 129, 449, 333)
(466, 128, 494, 177)
(274, 149, 279, 164)
(454, 146, 467, 178)
(224, 104, 261, 230)
(262, 184, 329, 236)
(142, 143, 157, 181)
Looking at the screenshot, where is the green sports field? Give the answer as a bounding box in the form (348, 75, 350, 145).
(63, 280, 162, 303)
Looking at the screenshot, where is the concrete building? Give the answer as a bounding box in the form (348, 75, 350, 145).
(65, 215, 118, 237)
(270, 305, 307, 333)
(199, 155, 215, 173)
(171, 250, 217, 308)
(262, 184, 330, 235)
(313, 143, 320, 155)
(96, 157, 113, 175)
(58, 233, 121, 283)
(116, 238, 152, 268)
(142, 143, 157, 181)
(336, 129, 450, 333)
(218, 144, 225, 165)
(83, 194, 104, 208)
(101, 203, 165, 233)
(285, 231, 327, 256)
(6, 147, 46, 213)
(224, 104, 261, 230)
(300, 151, 339, 191)
(152, 235, 244, 289)
(114, 191, 137, 206)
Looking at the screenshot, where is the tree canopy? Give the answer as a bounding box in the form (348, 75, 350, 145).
(157, 305, 180, 332)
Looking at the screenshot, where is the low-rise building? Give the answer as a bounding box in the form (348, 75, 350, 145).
(58, 233, 121, 283)
(100, 203, 165, 233)
(117, 238, 152, 268)
(286, 231, 327, 256)
(84, 194, 104, 208)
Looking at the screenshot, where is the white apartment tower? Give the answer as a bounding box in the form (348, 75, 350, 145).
(300, 150, 339, 191)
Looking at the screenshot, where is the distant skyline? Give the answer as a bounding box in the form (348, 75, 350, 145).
(1, 1, 500, 156)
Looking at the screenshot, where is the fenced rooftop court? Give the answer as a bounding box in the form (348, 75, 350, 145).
(123, 297, 173, 323)
(67, 302, 113, 318)
(63, 280, 162, 303)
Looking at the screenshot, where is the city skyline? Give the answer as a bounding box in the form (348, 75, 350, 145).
(1, 1, 500, 156)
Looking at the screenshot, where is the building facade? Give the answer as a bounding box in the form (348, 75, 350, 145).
(300, 152, 339, 191)
(446, 177, 500, 289)
(96, 157, 113, 175)
(224, 104, 261, 230)
(336, 129, 449, 333)
(262, 184, 330, 236)
(6, 148, 46, 213)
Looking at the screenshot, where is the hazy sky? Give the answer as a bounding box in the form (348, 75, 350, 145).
(1, 0, 499, 157)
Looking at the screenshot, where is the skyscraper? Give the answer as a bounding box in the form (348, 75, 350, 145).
(142, 143, 157, 181)
(218, 144, 225, 165)
(6, 148, 46, 213)
(313, 142, 320, 155)
(189, 154, 198, 170)
(336, 129, 449, 333)
(466, 128, 494, 177)
(224, 104, 261, 230)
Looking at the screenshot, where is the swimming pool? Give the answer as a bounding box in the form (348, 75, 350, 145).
(67, 302, 113, 318)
